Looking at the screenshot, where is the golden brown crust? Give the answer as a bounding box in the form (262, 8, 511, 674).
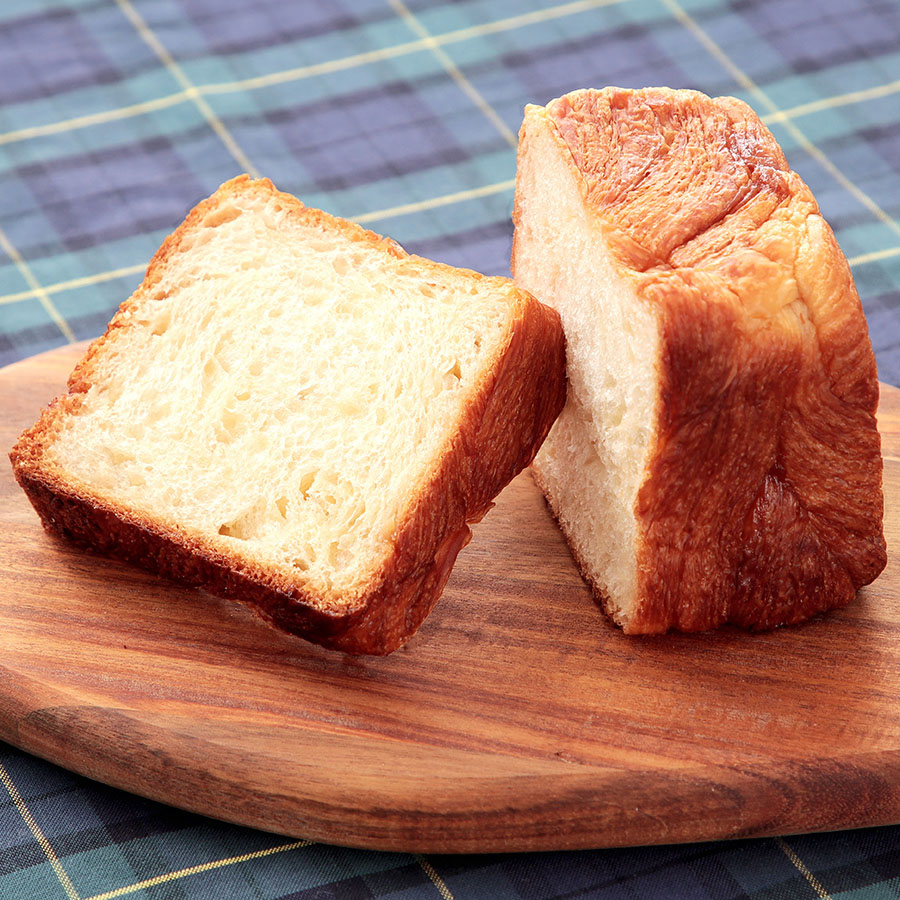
(546, 89, 794, 273)
(533, 87, 886, 632)
(10, 177, 567, 654)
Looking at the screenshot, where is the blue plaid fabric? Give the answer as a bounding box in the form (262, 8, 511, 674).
(2, 0, 900, 897)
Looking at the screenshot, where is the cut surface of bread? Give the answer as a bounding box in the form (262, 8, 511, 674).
(512, 86, 886, 633)
(12, 176, 566, 654)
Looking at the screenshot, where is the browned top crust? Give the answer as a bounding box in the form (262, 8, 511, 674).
(11, 176, 567, 654)
(546, 87, 885, 631)
(547, 88, 794, 273)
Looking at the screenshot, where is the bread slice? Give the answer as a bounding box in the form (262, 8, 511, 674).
(11, 176, 565, 654)
(512, 87, 886, 633)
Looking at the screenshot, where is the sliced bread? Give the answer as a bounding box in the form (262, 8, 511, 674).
(11, 176, 566, 654)
(512, 87, 886, 633)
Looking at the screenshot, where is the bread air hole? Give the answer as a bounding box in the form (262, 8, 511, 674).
(105, 447, 135, 467)
(212, 332, 233, 374)
(217, 505, 261, 541)
(328, 541, 351, 568)
(145, 403, 170, 425)
(444, 359, 462, 386)
(176, 230, 210, 253)
(150, 311, 172, 336)
(202, 205, 241, 229)
(338, 399, 364, 417)
(95, 381, 124, 403)
(215, 408, 244, 444)
(346, 501, 366, 529)
(201, 359, 217, 392)
(299, 472, 316, 499)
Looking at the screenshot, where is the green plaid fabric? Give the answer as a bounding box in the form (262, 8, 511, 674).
(2, 0, 900, 897)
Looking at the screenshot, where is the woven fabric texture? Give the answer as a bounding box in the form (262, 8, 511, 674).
(1, 0, 900, 898)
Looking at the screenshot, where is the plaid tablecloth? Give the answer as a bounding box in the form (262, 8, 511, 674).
(2, 0, 900, 897)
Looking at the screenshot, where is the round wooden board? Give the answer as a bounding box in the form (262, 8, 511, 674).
(2, 343, 900, 853)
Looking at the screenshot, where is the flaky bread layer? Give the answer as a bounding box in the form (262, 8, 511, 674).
(514, 87, 885, 633)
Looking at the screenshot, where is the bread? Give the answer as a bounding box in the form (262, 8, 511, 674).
(11, 176, 566, 655)
(512, 86, 886, 633)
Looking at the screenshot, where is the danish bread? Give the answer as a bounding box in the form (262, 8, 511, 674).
(12, 176, 566, 654)
(512, 87, 886, 632)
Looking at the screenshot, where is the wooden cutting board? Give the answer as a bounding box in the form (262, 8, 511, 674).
(1, 343, 899, 854)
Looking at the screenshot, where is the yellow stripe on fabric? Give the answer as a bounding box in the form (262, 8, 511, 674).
(0, 762, 81, 900)
(0, 226, 76, 341)
(84, 841, 312, 900)
(659, 0, 900, 242)
(416, 855, 456, 900)
(776, 837, 833, 900)
(0, 0, 626, 148)
(0, 94, 190, 147)
(202, 0, 626, 98)
(848, 246, 900, 267)
(112, 0, 261, 178)
(764, 79, 900, 125)
(0, 263, 147, 306)
(353, 178, 515, 223)
(388, 0, 518, 148)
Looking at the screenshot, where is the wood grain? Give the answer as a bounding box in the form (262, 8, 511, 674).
(1, 342, 899, 853)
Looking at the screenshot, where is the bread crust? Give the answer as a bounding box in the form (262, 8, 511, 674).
(516, 87, 886, 633)
(11, 177, 567, 654)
